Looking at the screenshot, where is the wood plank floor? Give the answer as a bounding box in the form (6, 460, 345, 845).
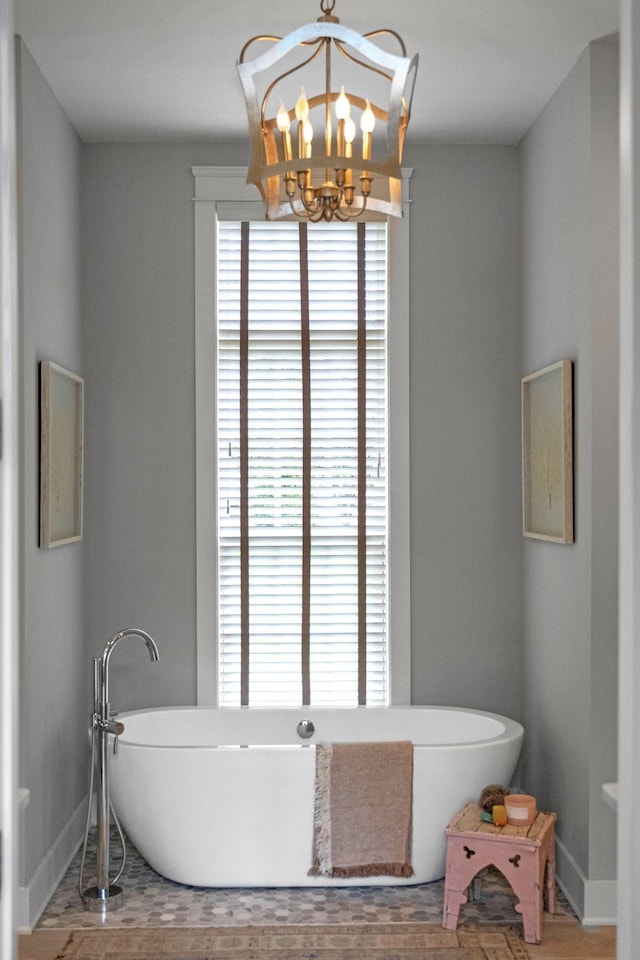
(18, 917, 616, 960)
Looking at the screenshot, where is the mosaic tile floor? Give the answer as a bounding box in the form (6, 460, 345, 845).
(38, 831, 572, 931)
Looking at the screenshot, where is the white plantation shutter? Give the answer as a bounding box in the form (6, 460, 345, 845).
(217, 220, 388, 707)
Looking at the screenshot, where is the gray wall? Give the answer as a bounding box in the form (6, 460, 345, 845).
(520, 39, 619, 911)
(16, 40, 87, 889)
(81, 141, 236, 709)
(408, 146, 522, 718)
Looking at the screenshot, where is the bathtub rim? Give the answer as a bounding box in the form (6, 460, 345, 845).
(113, 704, 524, 751)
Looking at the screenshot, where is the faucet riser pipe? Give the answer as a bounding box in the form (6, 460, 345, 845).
(93, 657, 100, 715)
(96, 724, 110, 898)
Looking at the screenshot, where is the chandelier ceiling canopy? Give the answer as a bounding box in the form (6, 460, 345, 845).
(237, 0, 418, 222)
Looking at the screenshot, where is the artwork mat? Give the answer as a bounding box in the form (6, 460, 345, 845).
(40, 360, 84, 548)
(521, 359, 573, 544)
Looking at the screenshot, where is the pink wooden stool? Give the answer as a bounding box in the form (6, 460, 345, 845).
(442, 802, 556, 945)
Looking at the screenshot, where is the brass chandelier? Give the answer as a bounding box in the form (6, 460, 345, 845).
(237, 0, 418, 222)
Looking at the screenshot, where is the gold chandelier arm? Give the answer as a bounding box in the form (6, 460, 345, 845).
(239, 35, 285, 64)
(364, 28, 407, 58)
(334, 196, 368, 220)
(333, 39, 393, 86)
(259, 39, 325, 128)
(288, 194, 323, 220)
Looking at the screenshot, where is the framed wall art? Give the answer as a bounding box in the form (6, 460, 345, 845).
(521, 359, 573, 544)
(40, 360, 84, 547)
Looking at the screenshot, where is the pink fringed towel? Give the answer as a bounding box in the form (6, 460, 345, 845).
(309, 741, 414, 879)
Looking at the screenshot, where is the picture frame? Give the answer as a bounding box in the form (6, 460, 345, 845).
(521, 359, 573, 543)
(40, 360, 84, 548)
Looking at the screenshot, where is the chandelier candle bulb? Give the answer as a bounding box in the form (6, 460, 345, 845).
(296, 88, 310, 160)
(276, 102, 293, 163)
(344, 117, 355, 152)
(361, 100, 375, 161)
(335, 86, 350, 156)
(505, 794, 537, 826)
(303, 120, 313, 159)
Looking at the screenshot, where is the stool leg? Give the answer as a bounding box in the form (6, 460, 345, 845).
(442, 885, 467, 931)
(442, 841, 480, 931)
(516, 899, 542, 945)
(545, 852, 556, 914)
(510, 868, 543, 944)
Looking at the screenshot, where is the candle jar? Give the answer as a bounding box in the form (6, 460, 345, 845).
(505, 794, 537, 826)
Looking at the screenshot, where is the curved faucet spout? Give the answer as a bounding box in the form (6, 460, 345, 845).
(100, 627, 160, 717)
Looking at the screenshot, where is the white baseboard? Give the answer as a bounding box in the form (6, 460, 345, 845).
(555, 836, 617, 925)
(17, 795, 87, 933)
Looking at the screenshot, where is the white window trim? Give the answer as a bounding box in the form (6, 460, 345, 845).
(192, 165, 412, 705)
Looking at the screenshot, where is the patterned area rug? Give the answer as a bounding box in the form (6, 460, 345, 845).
(55, 923, 531, 960)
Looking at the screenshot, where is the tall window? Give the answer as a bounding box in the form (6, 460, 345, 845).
(193, 166, 411, 708)
(217, 221, 387, 707)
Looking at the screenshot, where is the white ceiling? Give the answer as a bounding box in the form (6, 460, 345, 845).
(14, 0, 619, 145)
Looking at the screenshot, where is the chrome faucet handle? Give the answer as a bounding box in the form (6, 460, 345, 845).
(98, 717, 124, 736)
(96, 717, 125, 754)
(113, 725, 124, 755)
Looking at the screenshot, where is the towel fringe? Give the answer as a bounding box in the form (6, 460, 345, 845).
(309, 861, 414, 879)
(312, 743, 333, 877)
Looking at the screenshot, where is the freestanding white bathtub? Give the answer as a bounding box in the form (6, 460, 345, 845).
(109, 706, 523, 888)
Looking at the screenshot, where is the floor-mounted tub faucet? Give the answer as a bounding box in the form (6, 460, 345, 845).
(80, 628, 160, 913)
